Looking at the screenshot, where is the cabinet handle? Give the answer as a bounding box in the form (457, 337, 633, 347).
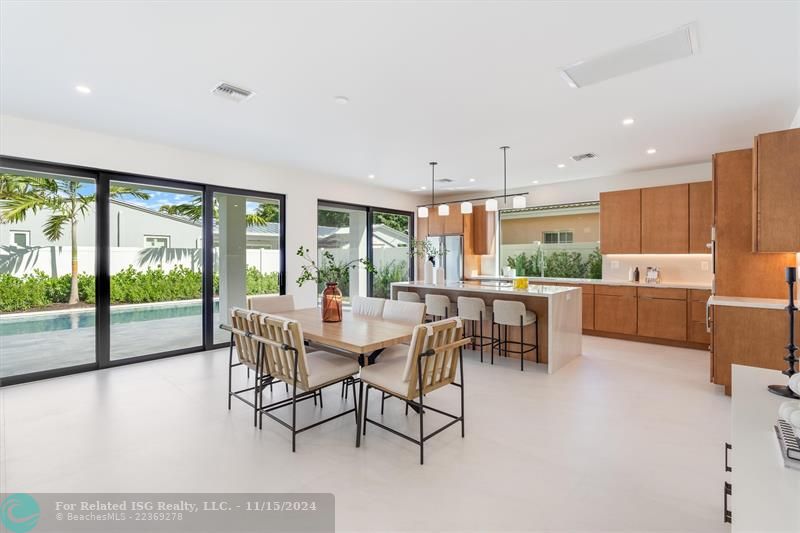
(724, 482, 732, 524)
(725, 442, 732, 472)
(706, 300, 712, 333)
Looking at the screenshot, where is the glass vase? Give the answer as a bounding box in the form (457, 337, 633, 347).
(321, 282, 343, 322)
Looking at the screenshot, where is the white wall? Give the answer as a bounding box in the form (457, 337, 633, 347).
(0, 115, 419, 308)
(792, 106, 800, 128)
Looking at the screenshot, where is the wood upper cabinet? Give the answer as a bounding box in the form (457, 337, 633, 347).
(600, 189, 641, 254)
(752, 128, 800, 252)
(689, 181, 713, 253)
(427, 210, 445, 236)
(593, 285, 637, 334)
(641, 184, 689, 253)
(471, 204, 495, 255)
(444, 205, 464, 235)
(713, 149, 796, 298)
(636, 287, 687, 341)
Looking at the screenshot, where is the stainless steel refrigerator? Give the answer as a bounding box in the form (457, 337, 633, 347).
(426, 235, 464, 282)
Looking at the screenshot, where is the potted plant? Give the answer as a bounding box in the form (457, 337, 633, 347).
(296, 246, 375, 322)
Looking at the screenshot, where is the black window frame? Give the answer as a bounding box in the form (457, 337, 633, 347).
(0, 155, 286, 386)
(317, 200, 414, 297)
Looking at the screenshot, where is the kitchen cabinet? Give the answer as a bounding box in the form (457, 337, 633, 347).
(689, 181, 712, 254)
(444, 205, 464, 235)
(712, 305, 799, 395)
(470, 204, 495, 255)
(582, 291, 594, 331)
(593, 285, 637, 335)
(600, 189, 641, 254)
(427, 210, 445, 236)
(713, 149, 795, 298)
(637, 287, 687, 341)
(688, 289, 711, 345)
(752, 127, 800, 252)
(641, 184, 689, 253)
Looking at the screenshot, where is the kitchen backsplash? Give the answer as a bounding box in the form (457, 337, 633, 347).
(602, 254, 713, 284)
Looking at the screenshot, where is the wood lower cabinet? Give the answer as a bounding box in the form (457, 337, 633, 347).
(582, 292, 594, 330)
(688, 289, 711, 345)
(641, 184, 689, 253)
(712, 305, 800, 395)
(594, 285, 637, 335)
(600, 189, 641, 254)
(636, 287, 687, 341)
(752, 128, 800, 252)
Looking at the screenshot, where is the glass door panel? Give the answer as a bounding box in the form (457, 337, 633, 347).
(213, 193, 282, 344)
(371, 211, 411, 298)
(108, 180, 203, 359)
(317, 205, 368, 303)
(0, 169, 97, 377)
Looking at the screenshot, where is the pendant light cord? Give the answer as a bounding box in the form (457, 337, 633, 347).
(500, 146, 509, 205)
(429, 161, 437, 207)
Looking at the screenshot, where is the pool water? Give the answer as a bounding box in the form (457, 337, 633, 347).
(0, 301, 220, 336)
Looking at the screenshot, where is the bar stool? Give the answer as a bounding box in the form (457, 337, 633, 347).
(457, 296, 492, 363)
(397, 291, 421, 303)
(425, 294, 453, 321)
(491, 300, 539, 371)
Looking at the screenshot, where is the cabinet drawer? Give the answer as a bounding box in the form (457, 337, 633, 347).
(637, 297, 687, 341)
(594, 294, 637, 334)
(594, 285, 637, 297)
(689, 289, 711, 302)
(637, 287, 687, 300)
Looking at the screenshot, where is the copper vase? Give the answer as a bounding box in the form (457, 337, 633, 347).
(321, 282, 343, 322)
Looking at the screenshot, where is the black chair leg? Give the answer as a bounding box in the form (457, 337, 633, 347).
(479, 312, 484, 363)
(520, 317, 524, 372)
(227, 342, 233, 410)
(419, 395, 425, 465)
(535, 320, 540, 363)
(356, 381, 364, 448)
(319, 389, 324, 409)
(381, 392, 385, 415)
(362, 385, 370, 436)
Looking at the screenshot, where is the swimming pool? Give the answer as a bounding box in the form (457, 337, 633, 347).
(0, 300, 220, 336)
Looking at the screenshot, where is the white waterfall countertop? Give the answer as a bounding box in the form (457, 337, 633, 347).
(390, 281, 582, 375)
(390, 281, 579, 298)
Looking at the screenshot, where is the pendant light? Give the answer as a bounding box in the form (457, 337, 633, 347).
(460, 201, 473, 214)
(438, 204, 450, 216)
(485, 198, 498, 212)
(418, 205, 429, 218)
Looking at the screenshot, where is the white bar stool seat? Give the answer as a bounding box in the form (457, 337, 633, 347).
(491, 300, 539, 371)
(456, 296, 493, 363)
(396, 291, 421, 303)
(425, 294, 455, 321)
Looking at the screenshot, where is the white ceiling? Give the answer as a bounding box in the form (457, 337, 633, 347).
(1, 1, 798, 194)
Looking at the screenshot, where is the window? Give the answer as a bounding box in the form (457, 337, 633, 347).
(10, 230, 30, 247)
(144, 235, 170, 248)
(499, 202, 601, 279)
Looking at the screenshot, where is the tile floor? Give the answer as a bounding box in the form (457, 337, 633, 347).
(0, 336, 731, 532)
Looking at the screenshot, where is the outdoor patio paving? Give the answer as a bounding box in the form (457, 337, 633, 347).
(1, 313, 216, 378)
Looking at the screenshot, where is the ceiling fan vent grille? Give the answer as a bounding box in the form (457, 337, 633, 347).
(570, 152, 598, 162)
(211, 82, 255, 102)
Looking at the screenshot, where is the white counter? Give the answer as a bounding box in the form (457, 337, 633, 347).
(709, 295, 790, 311)
(468, 275, 712, 291)
(731, 365, 800, 532)
(391, 281, 582, 374)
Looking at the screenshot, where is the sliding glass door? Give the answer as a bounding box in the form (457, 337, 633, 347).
(371, 210, 412, 297)
(0, 156, 286, 386)
(0, 167, 97, 378)
(212, 192, 283, 344)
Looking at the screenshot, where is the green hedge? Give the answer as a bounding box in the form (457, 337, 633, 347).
(506, 247, 602, 279)
(0, 267, 279, 312)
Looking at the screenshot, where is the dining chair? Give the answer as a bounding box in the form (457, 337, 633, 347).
(351, 296, 386, 318)
(382, 299, 426, 325)
(255, 313, 362, 452)
(247, 294, 295, 313)
(491, 300, 539, 371)
(358, 317, 470, 464)
(396, 291, 421, 303)
(227, 308, 275, 427)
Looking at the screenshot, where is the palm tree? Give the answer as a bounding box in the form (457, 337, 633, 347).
(0, 174, 149, 304)
(159, 197, 279, 225)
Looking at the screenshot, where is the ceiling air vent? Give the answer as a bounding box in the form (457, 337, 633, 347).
(435, 178, 455, 184)
(211, 82, 255, 102)
(570, 152, 597, 162)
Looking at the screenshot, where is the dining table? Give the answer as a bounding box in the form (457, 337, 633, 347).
(270, 307, 414, 365)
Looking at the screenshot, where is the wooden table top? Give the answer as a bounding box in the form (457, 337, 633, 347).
(273, 308, 414, 355)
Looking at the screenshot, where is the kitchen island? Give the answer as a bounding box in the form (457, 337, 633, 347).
(391, 281, 582, 374)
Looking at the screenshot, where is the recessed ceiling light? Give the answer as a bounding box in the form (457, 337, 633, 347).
(334, 96, 349, 104)
(532, 180, 540, 184)
(646, 148, 657, 154)
(420, 186, 427, 190)
(557, 163, 565, 168)
(469, 178, 476, 182)
(368, 174, 375, 179)
(75, 85, 91, 94)
(622, 117, 635, 125)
